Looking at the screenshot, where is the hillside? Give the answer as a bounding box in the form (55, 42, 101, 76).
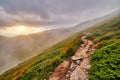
(50, 11, 120, 80)
(1, 10, 118, 74)
(0, 28, 74, 74)
(88, 14, 120, 80)
(0, 9, 120, 80)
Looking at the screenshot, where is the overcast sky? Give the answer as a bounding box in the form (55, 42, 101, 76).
(0, 0, 120, 29)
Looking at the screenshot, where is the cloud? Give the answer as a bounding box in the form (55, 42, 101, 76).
(0, 0, 120, 29)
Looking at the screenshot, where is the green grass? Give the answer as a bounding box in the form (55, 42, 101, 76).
(89, 15, 120, 80)
(89, 40, 120, 80)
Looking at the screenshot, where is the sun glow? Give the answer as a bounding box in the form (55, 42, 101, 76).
(0, 25, 47, 37)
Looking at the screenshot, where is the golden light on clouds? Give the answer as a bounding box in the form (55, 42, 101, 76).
(0, 25, 47, 37)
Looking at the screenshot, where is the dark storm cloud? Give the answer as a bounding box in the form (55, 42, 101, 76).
(0, 0, 120, 28)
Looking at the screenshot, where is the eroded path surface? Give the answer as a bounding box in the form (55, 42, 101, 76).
(49, 34, 95, 80)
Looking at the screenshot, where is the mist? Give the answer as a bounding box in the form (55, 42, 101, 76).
(0, 28, 73, 74)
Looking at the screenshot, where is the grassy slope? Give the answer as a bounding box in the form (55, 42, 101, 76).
(0, 14, 120, 80)
(88, 15, 120, 80)
(0, 31, 83, 80)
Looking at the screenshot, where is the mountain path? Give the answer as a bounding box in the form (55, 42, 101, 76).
(49, 34, 95, 80)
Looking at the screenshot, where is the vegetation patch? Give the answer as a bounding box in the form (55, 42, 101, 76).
(89, 15, 120, 80)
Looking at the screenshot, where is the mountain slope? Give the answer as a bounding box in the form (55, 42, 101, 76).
(49, 11, 120, 80)
(88, 15, 120, 80)
(1, 10, 119, 75)
(0, 9, 120, 80)
(0, 29, 72, 74)
(0, 30, 83, 80)
(69, 9, 120, 34)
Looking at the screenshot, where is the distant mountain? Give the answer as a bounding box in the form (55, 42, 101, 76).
(69, 9, 120, 33)
(0, 9, 120, 74)
(0, 29, 72, 74)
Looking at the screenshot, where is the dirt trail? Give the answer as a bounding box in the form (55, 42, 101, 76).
(49, 34, 95, 80)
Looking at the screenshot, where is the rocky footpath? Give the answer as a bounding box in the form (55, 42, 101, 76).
(49, 34, 95, 80)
